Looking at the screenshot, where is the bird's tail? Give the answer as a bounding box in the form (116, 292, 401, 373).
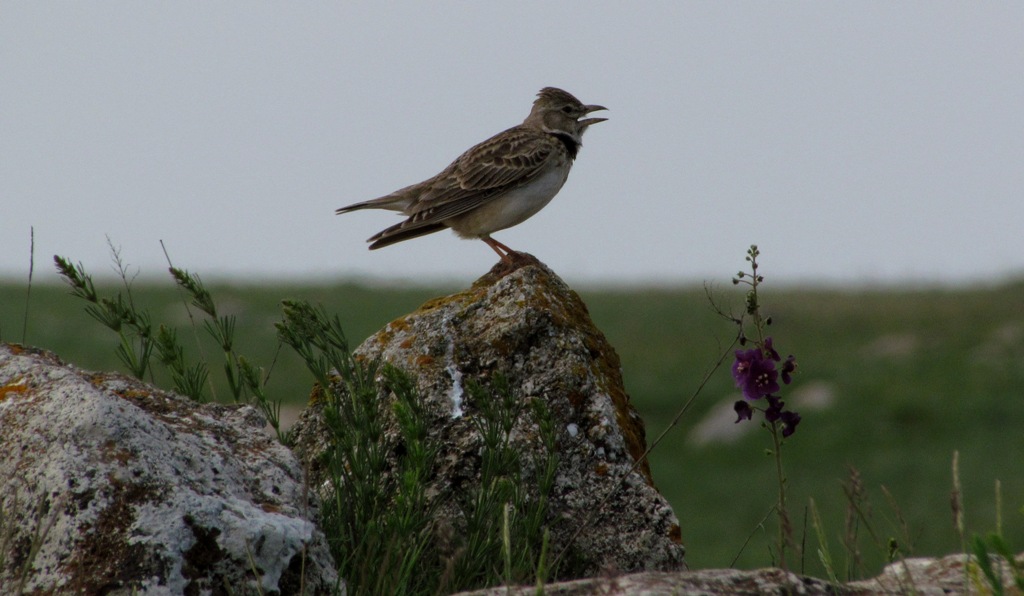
(335, 184, 419, 215)
(335, 197, 400, 215)
(367, 221, 448, 249)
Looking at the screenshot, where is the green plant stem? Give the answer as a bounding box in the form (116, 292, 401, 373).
(770, 423, 788, 571)
(21, 226, 35, 344)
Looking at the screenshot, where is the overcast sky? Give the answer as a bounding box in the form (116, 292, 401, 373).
(2, 3, 1022, 286)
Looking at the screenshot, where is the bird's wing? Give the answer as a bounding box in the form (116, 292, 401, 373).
(337, 127, 557, 220)
(405, 126, 559, 224)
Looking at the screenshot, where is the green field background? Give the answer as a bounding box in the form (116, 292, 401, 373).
(2, 275, 1022, 578)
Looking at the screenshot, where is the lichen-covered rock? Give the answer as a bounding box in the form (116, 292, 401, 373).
(0, 344, 338, 595)
(457, 552, 1024, 595)
(845, 552, 1024, 595)
(457, 568, 831, 595)
(291, 255, 685, 579)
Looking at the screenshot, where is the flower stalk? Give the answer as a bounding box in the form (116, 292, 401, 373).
(726, 245, 801, 569)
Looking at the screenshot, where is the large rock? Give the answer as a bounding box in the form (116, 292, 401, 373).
(0, 344, 337, 595)
(291, 255, 685, 580)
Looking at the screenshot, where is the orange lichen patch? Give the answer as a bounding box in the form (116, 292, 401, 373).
(308, 374, 346, 405)
(594, 462, 609, 476)
(119, 389, 151, 400)
(399, 337, 416, 350)
(374, 316, 411, 347)
(583, 333, 654, 485)
(417, 296, 453, 312)
(88, 373, 108, 387)
(110, 387, 158, 411)
(260, 503, 282, 514)
(421, 282, 485, 309)
(668, 523, 683, 544)
(101, 439, 134, 465)
(0, 377, 29, 401)
(388, 317, 412, 333)
(565, 388, 587, 410)
(307, 383, 326, 406)
(415, 354, 435, 367)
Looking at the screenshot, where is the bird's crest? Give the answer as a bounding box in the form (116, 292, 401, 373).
(535, 87, 584, 107)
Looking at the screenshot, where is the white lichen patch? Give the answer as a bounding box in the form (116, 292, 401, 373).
(442, 315, 464, 419)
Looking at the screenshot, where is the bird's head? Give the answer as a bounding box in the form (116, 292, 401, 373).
(524, 87, 607, 144)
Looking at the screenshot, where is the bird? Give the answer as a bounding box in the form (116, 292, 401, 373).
(336, 87, 607, 263)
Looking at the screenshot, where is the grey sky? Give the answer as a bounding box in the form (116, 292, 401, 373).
(2, 3, 1022, 285)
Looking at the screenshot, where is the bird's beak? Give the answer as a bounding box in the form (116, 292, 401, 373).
(580, 104, 608, 127)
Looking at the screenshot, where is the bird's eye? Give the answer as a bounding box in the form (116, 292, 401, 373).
(561, 106, 574, 114)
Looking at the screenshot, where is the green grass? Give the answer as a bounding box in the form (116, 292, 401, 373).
(3, 276, 1023, 580)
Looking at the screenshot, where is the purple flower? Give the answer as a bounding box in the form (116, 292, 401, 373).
(780, 410, 802, 437)
(734, 400, 753, 422)
(731, 338, 802, 436)
(732, 348, 780, 400)
(781, 355, 797, 385)
(762, 396, 802, 437)
(764, 396, 783, 422)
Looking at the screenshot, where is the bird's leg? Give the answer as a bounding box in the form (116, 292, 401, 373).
(481, 236, 517, 264)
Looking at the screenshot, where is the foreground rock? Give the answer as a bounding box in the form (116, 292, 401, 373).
(0, 344, 337, 594)
(291, 255, 685, 580)
(458, 553, 1024, 595)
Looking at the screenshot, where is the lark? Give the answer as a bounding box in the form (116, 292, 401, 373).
(336, 87, 607, 263)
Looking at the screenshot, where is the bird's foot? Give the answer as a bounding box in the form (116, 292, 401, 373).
(488, 251, 541, 277)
